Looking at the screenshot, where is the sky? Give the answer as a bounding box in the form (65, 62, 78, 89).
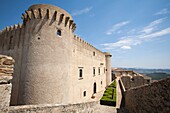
(0, 0, 170, 69)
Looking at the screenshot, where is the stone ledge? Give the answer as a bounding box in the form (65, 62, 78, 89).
(0, 76, 13, 84)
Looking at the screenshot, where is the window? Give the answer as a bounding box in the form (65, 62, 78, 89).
(83, 91, 86, 97)
(93, 82, 97, 94)
(104, 68, 105, 73)
(79, 69, 82, 78)
(93, 51, 95, 56)
(98, 67, 100, 75)
(79, 67, 83, 79)
(101, 81, 102, 85)
(37, 37, 40, 40)
(93, 67, 95, 76)
(57, 29, 61, 36)
(147, 79, 150, 83)
(131, 78, 134, 81)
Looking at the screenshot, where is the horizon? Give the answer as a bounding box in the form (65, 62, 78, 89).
(112, 67, 170, 70)
(0, 0, 170, 69)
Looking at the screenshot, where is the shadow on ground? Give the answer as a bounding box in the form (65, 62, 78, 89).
(116, 80, 129, 113)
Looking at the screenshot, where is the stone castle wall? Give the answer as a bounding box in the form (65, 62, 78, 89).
(70, 35, 107, 103)
(0, 4, 112, 105)
(125, 78, 170, 113)
(0, 55, 14, 113)
(9, 101, 100, 113)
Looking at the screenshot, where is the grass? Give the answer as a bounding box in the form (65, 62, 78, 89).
(100, 80, 116, 106)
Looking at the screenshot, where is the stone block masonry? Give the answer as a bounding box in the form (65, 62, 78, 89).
(0, 55, 14, 113)
(9, 101, 99, 113)
(125, 78, 170, 113)
(0, 4, 112, 105)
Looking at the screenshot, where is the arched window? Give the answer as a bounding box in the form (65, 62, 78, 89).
(57, 29, 61, 36)
(83, 91, 86, 97)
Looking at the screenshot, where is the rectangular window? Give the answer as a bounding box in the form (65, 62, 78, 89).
(93, 51, 95, 56)
(104, 67, 105, 73)
(78, 67, 83, 79)
(93, 67, 95, 76)
(83, 91, 86, 97)
(98, 67, 100, 75)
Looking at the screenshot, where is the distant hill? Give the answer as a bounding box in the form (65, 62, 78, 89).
(143, 72, 170, 80)
(122, 68, 170, 80)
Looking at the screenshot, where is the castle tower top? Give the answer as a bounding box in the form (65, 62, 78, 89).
(104, 52, 112, 57)
(28, 4, 72, 19)
(22, 4, 76, 32)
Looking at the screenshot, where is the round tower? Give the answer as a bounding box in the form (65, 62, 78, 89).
(18, 4, 76, 105)
(105, 52, 112, 86)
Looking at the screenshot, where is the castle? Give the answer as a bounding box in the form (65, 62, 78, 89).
(0, 4, 112, 105)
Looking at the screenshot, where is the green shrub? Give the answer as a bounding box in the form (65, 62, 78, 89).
(100, 81, 116, 106)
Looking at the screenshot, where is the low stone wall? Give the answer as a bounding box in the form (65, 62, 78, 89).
(0, 55, 14, 113)
(125, 78, 170, 113)
(121, 75, 148, 90)
(9, 101, 99, 113)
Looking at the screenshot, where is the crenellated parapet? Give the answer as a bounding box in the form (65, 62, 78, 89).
(73, 35, 105, 57)
(21, 4, 76, 32)
(0, 24, 22, 34)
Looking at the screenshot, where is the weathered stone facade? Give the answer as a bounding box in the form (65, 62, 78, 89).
(124, 78, 170, 113)
(0, 4, 112, 105)
(9, 101, 99, 113)
(0, 55, 14, 113)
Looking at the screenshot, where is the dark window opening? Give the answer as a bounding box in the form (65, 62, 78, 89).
(93, 51, 95, 56)
(83, 91, 86, 97)
(93, 67, 95, 76)
(101, 81, 102, 85)
(93, 82, 97, 94)
(79, 69, 83, 78)
(131, 78, 134, 81)
(104, 68, 105, 73)
(98, 67, 100, 75)
(37, 37, 40, 40)
(57, 29, 62, 36)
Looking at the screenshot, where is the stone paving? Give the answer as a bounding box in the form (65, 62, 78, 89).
(91, 77, 123, 113)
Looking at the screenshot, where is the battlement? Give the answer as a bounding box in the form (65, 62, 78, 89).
(22, 4, 76, 32)
(73, 35, 105, 56)
(0, 24, 22, 34)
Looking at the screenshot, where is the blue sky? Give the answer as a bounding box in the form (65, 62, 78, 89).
(0, 0, 170, 69)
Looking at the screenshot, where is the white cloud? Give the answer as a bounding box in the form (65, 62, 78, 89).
(102, 18, 170, 51)
(102, 27, 170, 50)
(71, 7, 92, 16)
(140, 27, 170, 39)
(140, 18, 166, 34)
(106, 21, 130, 35)
(121, 46, 132, 50)
(154, 8, 170, 15)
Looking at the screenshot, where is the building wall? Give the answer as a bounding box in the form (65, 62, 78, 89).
(121, 76, 146, 90)
(0, 55, 14, 112)
(70, 35, 107, 103)
(125, 78, 170, 113)
(0, 24, 24, 105)
(0, 4, 112, 105)
(9, 101, 99, 113)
